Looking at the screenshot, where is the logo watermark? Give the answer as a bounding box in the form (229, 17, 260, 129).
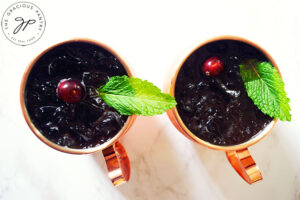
(1, 1, 46, 46)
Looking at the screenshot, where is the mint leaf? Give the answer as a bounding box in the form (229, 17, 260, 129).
(239, 60, 291, 121)
(97, 76, 177, 116)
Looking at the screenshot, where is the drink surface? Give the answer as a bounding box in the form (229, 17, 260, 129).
(175, 40, 272, 146)
(25, 41, 128, 149)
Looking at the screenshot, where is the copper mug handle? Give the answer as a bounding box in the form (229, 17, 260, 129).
(226, 148, 262, 184)
(102, 141, 130, 186)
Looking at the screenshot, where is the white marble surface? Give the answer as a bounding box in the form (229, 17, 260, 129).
(0, 0, 300, 199)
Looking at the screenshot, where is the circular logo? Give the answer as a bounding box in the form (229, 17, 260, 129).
(1, 1, 46, 46)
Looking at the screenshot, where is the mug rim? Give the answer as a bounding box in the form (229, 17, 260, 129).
(20, 38, 136, 154)
(168, 35, 279, 151)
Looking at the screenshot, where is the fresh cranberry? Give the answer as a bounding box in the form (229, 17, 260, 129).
(57, 79, 84, 103)
(202, 56, 224, 77)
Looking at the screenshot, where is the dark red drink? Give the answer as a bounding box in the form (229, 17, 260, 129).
(175, 40, 272, 146)
(24, 41, 128, 149)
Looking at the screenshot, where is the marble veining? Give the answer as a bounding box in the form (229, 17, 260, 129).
(0, 0, 300, 199)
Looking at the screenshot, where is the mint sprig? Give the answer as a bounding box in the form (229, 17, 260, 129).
(97, 76, 177, 116)
(239, 60, 291, 121)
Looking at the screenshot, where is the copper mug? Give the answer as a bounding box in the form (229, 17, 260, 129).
(165, 36, 279, 184)
(20, 39, 136, 186)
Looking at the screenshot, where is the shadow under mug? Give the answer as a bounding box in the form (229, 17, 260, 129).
(20, 39, 136, 186)
(165, 36, 279, 184)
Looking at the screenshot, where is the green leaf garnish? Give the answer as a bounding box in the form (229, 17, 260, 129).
(239, 60, 291, 121)
(97, 76, 177, 116)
